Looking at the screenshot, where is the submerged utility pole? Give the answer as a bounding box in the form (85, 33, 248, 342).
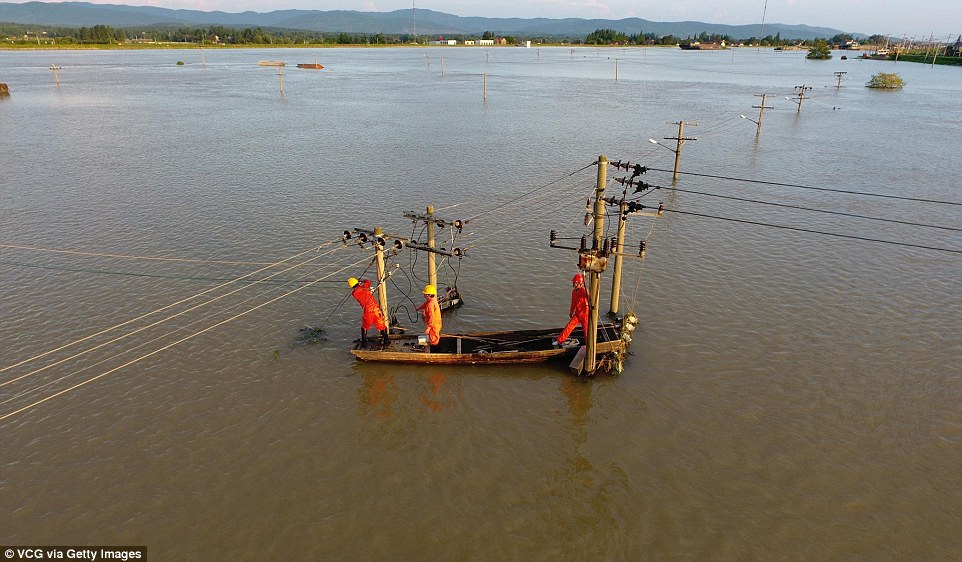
(789, 85, 811, 113)
(746, 93, 772, 136)
(834, 71, 847, 89)
(374, 227, 390, 331)
(585, 155, 608, 374)
(653, 121, 697, 181)
(402, 208, 466, 311)
(425, 206, 437, 288)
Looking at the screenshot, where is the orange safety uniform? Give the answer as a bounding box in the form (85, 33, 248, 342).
(416, 296, 442, 345)
(352, 279, 387, 332)
(558, 283, 590, 344)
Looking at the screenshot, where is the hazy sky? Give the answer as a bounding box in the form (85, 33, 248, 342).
(13, 1, 961, 37)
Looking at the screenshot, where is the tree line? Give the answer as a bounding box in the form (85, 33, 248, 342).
(1, 22, 896, 47)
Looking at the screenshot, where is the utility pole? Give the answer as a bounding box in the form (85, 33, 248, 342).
(373, 227, 390, 331)
(49, 64, 61, 86)
(402, 208, 466, 311)
(426, 206, 437, 288)
(585, 156, 608, 374)
(663, 121, 698, 181)
(750, 93, 772, 136)
(549, 158, 656, 375)
(789, 85, 811, 113)
(834, 71, 847, 89)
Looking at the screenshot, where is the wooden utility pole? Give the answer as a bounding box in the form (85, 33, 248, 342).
(278, 66, 284, 95)
(751, 93, 773, 136)
(609, 198, 628, 316)
(374, 227, 389, 331)
(606, 198, 662, 315)
(664, 121, 697, 181)
(585, 156, 608, 374)
(615, 58, 619, 81)
(425, 206, 437, 289)
(834, 71, 847, 89)
(790, 85, 811, 113)
(483, 73, 487, 101)
(49, 64, 61, 86)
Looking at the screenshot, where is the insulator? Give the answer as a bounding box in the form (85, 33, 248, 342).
(454, 219, 463, 232)
(602, 238, 611, 255)
(621, 333, 632, 344)
(584, 212, 591, 226)
(376, 236, 386, 247)
(437, 220, 445, 229)
(580, 236, 587, 251)
(591, 238, 598, 251)
(358, 233, 368, 244)
(550, 230, 557, 244)
(393, 240, 403, 250)
(625, 313, 638, 326)
(585, 197, 590, 211)
(343, 230, 352, 240)
(610, 236, 618, 251)
(453, 247, 464, 257)
(633, 181, 651, 194)
(657, 202, 664, 215)
(632, 164, 648, 176)
(639, 240, 647, 256)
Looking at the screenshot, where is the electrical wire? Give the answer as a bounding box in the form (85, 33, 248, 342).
(0, 239, 346, 377)
(657, 186, 962, 232)
(0, 244, 362, 389)
(646, 167, 962, 206)
(0, 254, 373, 422)
(664, 209, 962, 255)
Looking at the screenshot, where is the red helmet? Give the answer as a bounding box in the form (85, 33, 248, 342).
(572, 273, 585, 284)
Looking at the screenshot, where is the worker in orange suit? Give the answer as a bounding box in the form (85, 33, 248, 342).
(349, 277, 389, 345)
(416, 284, 442, 348)
(557, 273, 589, 345)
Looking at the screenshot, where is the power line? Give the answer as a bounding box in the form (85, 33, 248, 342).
(646, 167, 962, 206)
(0, 254, 371, 422)
(0, 239, 347, 377)
(664, 209, 962, 254)
(0, 245, 360, 389)
(657, 187, 962, 232)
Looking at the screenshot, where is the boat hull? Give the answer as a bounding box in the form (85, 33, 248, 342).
(351, 325, 625, 365)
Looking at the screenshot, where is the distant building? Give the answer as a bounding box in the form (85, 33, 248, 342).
(428, 39, 457, 46)
(478, 39, 494, 46)
(464, 40, 475, 46)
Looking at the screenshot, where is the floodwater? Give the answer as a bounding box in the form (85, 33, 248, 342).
(1, 46, 961, 560)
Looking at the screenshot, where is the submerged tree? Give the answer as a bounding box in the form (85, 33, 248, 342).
(806, 39, 832, 59)
(866, 72, 905, 89)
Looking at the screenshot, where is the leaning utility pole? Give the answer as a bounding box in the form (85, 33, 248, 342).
(790, 85, 812, 113)
(751, 93, 773, 136)
(664, 121, 698, 181)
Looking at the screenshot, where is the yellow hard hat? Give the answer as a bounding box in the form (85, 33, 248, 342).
(423, 284, 437, 296)
(348, 277, 359, 288)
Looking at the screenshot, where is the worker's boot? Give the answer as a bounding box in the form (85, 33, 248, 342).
(380, 329, 389, 345)
(360, 328, 367, 346)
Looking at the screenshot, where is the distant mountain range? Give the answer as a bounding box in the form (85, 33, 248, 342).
(0, 2, 855, 40)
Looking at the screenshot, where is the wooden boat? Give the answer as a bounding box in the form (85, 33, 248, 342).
(257, 60, 286, 66)
(351, 323, 626, 365)
(296, 63, 325, 69)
